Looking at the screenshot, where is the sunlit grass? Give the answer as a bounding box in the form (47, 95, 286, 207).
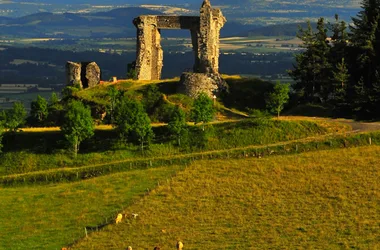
(0, 165, 182, 250)
(73, 146, 380, 249)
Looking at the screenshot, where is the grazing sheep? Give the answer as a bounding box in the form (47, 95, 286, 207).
(177, 241, 184, 250)
(126, 246, 132, 250)
(132, 213, 138, 219)
(116, 213, 123, 224)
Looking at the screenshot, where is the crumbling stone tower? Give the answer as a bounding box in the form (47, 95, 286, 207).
(133, 0, 227, 97)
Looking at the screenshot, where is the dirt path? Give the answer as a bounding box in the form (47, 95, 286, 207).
(279, 116, 380, 132)
(337, 120, 380, 132)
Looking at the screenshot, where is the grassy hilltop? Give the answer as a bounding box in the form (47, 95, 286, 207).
(0, 76, 379, 249)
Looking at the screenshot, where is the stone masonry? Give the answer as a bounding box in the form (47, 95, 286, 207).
(65, 61, 101, 89)
(133, 0, 226, 81)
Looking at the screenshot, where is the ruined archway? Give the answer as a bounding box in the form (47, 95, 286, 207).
(133, 0, 226, 81)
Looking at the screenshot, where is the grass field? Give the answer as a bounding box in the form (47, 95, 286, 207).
(0, 165, 183, 250)
(71, 146, 380, 249)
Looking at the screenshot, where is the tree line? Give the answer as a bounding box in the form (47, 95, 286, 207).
(0, 85, 219, 156)
(290, 0, 380, 119)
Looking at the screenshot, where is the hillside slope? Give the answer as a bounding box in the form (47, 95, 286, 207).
(72, 146, 380, 249)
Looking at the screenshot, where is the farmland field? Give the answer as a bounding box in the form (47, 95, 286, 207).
(0, 145, 378, 249)
(72, 146, 380, 249)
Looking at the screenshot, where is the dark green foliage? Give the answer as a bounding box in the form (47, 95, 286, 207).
(113, 97, 153, 150)
(49, 92, 59, 105)
(2, 130, 379, 186)
(289, 19, 331, 103)
(0, 126, 3, 153)
(167, 106, 188, 146)
(61, 100, 95, 156)
(30, 95, 49, 124)
(190, 93, 215, 130)
(62, 82, 81, 99)
(107, 85, 119, 124)
(47, 96, 65, 126)
(348, 0, 380, 119)
(222, 78, 274, 111)
(142, 84, 163, 113)
(266, 82, 290, 117)
(2, 102, 27, 132)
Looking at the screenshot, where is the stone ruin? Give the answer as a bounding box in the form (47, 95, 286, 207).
(133, 0, 228, 97)
(66, 61, 101, 89)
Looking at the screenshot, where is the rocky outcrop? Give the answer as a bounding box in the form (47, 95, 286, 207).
(85, 62, 101, 88)
(65, 61, 81, 86)
(65, 61, 101, 89)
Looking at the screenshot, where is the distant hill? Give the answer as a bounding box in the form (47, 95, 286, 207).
(0, 7, 256, 38)
(242, 22, 317, 37)
(92, 7, 161, 17)
(0, 7, 164, 38)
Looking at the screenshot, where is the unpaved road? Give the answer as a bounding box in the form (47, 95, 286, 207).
(338, 121, 380, 132)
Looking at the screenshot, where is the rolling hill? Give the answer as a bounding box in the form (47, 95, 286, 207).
(0, 7, 256, 38)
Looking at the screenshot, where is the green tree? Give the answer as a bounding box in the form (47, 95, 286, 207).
(332, 58, 350, 104)
(348, 0, 380, 118)
(328, 15, 349, 106)
(167, 106, 188, 146)
(190, 93, 215, 131)
(0, 125, 3, 153)
(62, 82, 81, 100)
(142, 84, 163, 114)
(31, 95, 48, 124)
(61, 100, 95, 156)
(108, 85, 119, 124)
(266, 83, 290, 118)
(114, 97, 153, 151)
(289, 19, 331, 103)
(4, 102, 27, 132)
(47, 93, 64, 127)
(50, 92, 59, 105)
(132, 109, 154, 151)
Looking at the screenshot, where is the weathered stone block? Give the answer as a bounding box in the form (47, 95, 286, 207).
(179, 72, 224, 98)
(85, 62, 101, 88)
(65, 61, 101, 89)
(65, 61, 81, 86)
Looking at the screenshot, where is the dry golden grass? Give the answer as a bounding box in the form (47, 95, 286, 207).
(72, 146, 380, 249)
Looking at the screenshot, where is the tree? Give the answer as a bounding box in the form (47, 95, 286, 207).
(50, 92, 59, 105)
(142, 84, 163, 114)
(30, 95, 48, 124)
(132, 109, 154, 151)
(167, 106, 188, 146)
(108, 85, 119, 124)
(0, 125, 3, 153)
(332, 58, 350, 104)
(114, 97, 153, 151)
(0, 110, 5, 153)
(328, 15, 349, 106)
(190, 93, 215, 131)
(47, 92, 64, 126)
(61, 100, 94, 156)
(266, 83, 290, 118)
(4, 102, 27, 132)
(348, 0, 380, 118)
(289, 19, 331, 103)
